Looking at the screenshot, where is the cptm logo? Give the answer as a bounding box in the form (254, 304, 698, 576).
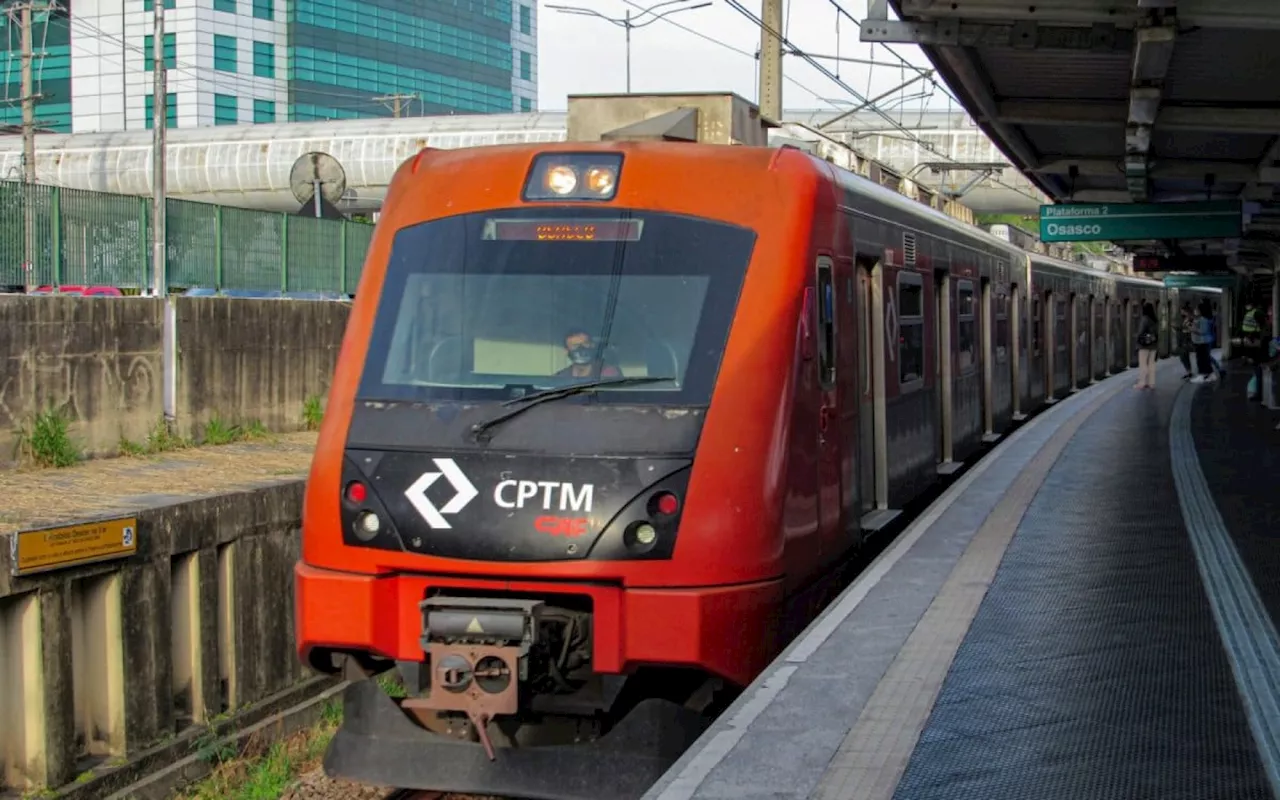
(404, 458, 479, 529)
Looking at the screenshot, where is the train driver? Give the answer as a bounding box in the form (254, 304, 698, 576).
(556, 328, 622, 380)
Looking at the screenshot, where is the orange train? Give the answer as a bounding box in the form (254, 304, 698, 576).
(295, 139, 1211, 799)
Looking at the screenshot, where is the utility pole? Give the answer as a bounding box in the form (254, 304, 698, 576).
(17, 0, 41, 292)
(375, 93, 417, 118)
(547, 1, 710, 95)
(152, 0, 177, 429)
(758, 0, 783, 122)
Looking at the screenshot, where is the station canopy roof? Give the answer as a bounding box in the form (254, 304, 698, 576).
(865, 0, 1280, 282)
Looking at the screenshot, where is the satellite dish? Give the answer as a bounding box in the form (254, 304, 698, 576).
(290, 152, 347, 205)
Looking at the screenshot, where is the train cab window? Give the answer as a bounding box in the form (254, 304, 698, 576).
(816, 258, 836, 388)
(957, 280, 976, 374)
(897, 272, 924, 387)
(1031, 296, 1042, 357)
(358, 208, 755, 406)
(995, 293, 1009, 363)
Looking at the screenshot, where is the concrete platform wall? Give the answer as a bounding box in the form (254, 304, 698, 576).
(0, 296, 350, 466)
(0, 482, 308, 790)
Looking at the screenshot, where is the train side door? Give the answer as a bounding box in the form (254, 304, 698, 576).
(980, 277, 994, 439)
(856, 258, 889, 526)
(814, 258, 843, 559)
(936, 270, 954, 468)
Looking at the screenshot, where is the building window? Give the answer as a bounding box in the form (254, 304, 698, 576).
(519, 97, 532, 112)
(898, 272, 925, 387)
(253, 40, 274, 78)
(519, 5, 532, 34)
(143, 33, 176, 71)
(213, 34, 237, 72)
(214, 94, 238, 125)
(519, 50, 531, 81)
(144, 93, 177, 129)
(142, 0, 176, 10)
(253, 98, 276, 123)
(252, 0, 273, 20)
(214, 0, 236, 12)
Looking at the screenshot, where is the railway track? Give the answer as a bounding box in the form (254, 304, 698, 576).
(384, 792, 513, 800)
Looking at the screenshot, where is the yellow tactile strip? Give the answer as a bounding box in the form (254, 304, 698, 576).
(0, 432, 318, 535)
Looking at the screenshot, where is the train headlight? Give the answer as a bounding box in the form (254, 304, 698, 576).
(634, 523, 657, 545)
(585, 166, 616, 196)
(354, 511, 381, 541)
(544, 165, 578, 195)
(624, 521, 658, 553)
(524, 153, 623, 201)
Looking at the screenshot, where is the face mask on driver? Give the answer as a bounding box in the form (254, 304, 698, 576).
(567, 342, 597, 365)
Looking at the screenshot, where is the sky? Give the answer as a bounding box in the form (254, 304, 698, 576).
(535, 0, 947, 115)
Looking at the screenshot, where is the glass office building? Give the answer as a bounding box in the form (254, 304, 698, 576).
(22, 0, 536, 134)
(290, 0, 538, 121)
(0, 5, 73, 133)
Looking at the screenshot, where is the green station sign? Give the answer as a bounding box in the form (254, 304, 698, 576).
(1162, 273, 1238, 290)
(1039, 200, 1242, 242)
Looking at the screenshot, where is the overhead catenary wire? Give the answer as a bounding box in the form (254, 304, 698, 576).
(723, 0, 1043, 204)
(616, 0, 844, 110)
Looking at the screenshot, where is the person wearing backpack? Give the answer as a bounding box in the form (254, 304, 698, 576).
(1135, 302, 1160, 390)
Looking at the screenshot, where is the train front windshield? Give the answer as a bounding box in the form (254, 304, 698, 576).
(358, 208, 755, 407)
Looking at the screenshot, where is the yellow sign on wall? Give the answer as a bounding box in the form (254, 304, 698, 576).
(9, 517, 138, 577)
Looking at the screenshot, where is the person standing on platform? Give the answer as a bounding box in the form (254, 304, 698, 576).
(1178, 303, 1195, 380)
(1191, 301, 1217, 384)
(1135, 301, 1159, 390)
(1240, 300, 1265, 400)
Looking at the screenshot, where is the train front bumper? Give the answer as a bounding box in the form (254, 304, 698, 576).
(294, 562, 784, 687)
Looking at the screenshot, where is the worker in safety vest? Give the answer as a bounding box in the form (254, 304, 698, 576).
(1243, 301, 1263, 339)
(1241, 301, 1265, 401)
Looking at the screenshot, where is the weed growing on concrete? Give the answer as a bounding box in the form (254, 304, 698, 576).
(201, 417, 273, 447)
(177, 703, 344, 800)
(202, 417, 240, 446)
(301, 395, 325, 431)
(15, 407, 80, 468)
(119, 419, 193, 457)
(377, 670, 408, 699)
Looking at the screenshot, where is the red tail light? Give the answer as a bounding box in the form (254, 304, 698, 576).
(651, 491, 680, 517)
(345, 481, 368, 505)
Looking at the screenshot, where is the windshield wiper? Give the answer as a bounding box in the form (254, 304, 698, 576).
(469, 376, 676, 442)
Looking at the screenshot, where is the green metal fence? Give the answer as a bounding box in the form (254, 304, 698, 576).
(0, 181, 376, 293)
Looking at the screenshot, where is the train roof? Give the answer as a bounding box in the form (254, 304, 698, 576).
(813, 150, 1141, 285)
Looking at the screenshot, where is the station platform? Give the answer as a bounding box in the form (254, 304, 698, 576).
(643, 361, 1280, 800)
(0, 431, 316, 534)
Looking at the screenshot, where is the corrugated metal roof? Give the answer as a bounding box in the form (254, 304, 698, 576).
(1163, 29, 1280, 104)
(1020, 125, 1121, 159)
(978, 49, 1132, 102)
(887, 0, 1280, 272)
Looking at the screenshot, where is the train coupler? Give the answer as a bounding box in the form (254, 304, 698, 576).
(402, 597, 544, 761)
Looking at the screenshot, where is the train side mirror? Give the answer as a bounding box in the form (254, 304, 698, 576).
(801, 287, 815, 360)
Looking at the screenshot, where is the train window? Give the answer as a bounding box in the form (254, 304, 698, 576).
(1076, 297, 1088, 353)
(816, 258, 836, 388)
(995, 294, 1009, 363)
(1056, 297, 1068, 352)
(957, 280, 976, 374)
(359, 208, 755, 406)
(897, 272, 924, 387)
(1032, 296, 1042, 357)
